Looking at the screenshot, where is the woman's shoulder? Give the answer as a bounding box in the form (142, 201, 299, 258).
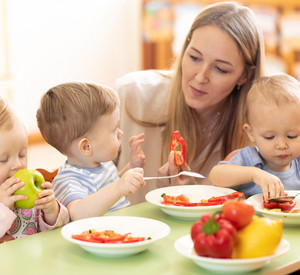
(114, 70, 172, 99)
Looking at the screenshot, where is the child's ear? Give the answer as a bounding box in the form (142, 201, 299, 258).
(78, 138, 92, 156)
(243, 123, 256, 143)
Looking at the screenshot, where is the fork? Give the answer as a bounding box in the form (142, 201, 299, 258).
(143, 171, 205, 181)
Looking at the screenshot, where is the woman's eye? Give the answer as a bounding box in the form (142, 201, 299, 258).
(216, 67, 228, 73)
(190, 55, 200, 62)
(287, 135, 298, 139)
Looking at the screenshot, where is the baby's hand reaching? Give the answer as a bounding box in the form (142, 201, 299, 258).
(129, 133, 146, 168)
(118, 167, 145, 196)
(0, 177, 26, 209)
(34, 181, 59, 226)
(252, 169, 284, 201)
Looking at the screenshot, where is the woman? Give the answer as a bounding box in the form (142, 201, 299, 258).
(115, 1, 265, 204)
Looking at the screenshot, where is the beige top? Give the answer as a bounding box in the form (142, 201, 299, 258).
(115, 70, 222, 205)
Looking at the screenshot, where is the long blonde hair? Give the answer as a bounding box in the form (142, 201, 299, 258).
(162, 2, 265, 169)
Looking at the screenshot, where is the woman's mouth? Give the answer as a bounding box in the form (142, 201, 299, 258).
(190, 86, 207, 96)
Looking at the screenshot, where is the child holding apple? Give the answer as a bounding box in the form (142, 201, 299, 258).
(36, 82, 146, 221)
(0, 97, 69, 243)
(209, 73, 300, 200)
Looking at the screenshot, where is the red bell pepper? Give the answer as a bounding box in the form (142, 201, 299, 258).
(170, 131, 187, 166)
(191, 213, 237, 258)
(263, 199, 296, 212)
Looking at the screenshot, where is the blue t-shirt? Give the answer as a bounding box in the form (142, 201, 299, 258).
(52, 161, 129, 212)
(218, 146, 300, 197)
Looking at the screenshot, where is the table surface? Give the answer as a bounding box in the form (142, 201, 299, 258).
(1, 202, 300, 275)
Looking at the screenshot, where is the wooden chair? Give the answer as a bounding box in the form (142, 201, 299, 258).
(36, 168, 58, 182)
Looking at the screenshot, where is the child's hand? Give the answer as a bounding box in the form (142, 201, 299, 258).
(252, 169, 285, 201)
(129, 133, 146, 168)
(0, 177, 26, 209)
(34, 181, 59, 226)
(118, 167, 145, 196)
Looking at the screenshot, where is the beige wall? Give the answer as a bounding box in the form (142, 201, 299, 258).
(3, 0, 142, 132)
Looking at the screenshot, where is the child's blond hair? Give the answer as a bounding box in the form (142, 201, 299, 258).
(0, 97, 16, 131)
(36, 82, 119, 154)
(246, 73, 300, 120)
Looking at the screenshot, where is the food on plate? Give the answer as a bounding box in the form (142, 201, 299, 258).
(263, 199, 296, 212)
(232, 216, 283, 259)
(161, 191, 245, 207)
(191, 212, 238, 258)
(222, 199, 255, 229)
(12, 169, 45, 209)
(190, 199, 282, 259)
(170, 131, 187, 166)
(72, 229, 149, 243)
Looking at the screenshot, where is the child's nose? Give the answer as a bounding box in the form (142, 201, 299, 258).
(11, 158, 24, 171)
(118, 129, 123, 139)
(276, 139, 288, 149)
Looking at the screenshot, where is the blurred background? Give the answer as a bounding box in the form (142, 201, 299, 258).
(1, 0, 300, 170)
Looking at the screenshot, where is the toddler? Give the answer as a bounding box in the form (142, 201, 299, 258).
(36, 82, 145, 221)
(209, 73, 300, 200)
(0, 98, 69, 243)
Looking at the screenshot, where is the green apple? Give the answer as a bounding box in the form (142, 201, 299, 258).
(13, 169, 45, 209)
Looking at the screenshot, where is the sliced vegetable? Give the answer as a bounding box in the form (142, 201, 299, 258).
(170, 131, 187, 166)
(161, 192, 245, 207)
(72, 230, 147, 244)
(263, 199, 296, 212)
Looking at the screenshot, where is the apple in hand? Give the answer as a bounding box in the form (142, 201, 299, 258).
(13, 169, 45, 209)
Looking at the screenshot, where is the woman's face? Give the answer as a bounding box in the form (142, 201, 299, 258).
(182, 25, 247, 116)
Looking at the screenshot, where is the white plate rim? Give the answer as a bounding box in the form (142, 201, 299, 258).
(174, 234, 289, 267)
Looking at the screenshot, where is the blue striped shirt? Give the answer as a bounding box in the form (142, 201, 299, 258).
(52, 161, 129, 212)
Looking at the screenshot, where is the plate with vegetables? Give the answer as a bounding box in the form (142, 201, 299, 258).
(145, 185, 241, 220)
(247, 191, 300, 225)
(174, 235, 289, 273)
(61, 216, 170, 257)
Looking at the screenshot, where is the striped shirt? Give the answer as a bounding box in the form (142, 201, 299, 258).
(52, 161, 129, 212)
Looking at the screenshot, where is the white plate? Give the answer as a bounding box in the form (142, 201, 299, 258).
(247, 191, 300, 226)
(174, 235, 289, 273)
(61, 216, 170, 257)
(145, 185, 237, 220)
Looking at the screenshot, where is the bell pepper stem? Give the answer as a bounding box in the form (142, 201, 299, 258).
(202, 212, 220, 235)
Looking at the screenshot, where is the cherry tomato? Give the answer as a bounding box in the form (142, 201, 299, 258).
(222, 199, 255, 230)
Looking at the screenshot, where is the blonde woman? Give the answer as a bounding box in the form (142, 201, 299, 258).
(115, 1, 265, 204)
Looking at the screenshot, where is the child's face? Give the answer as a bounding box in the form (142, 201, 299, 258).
(87, 106, 123, 163)
(244, 101, 300, 172)
(0, 120, 28, 184)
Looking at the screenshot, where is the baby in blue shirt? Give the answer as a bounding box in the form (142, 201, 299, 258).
(209, 73, 300, 200)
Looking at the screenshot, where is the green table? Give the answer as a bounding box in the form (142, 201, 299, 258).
(1, 202, 299, 275)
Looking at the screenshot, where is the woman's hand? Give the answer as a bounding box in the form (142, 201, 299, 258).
(34, 181, 59, 226)
(129, 133, 146, 168)
(156, 151, 191, 187)
(0, 177, 26, 209)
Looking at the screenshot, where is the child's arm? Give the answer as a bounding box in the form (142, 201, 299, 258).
(209, 164, 284, 200)
(118, 133, 146, 176)
(67, 167, 144, 221)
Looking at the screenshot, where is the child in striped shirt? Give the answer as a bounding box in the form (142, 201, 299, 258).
(36, 83, 145, 221)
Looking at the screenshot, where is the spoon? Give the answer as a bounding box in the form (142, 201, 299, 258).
(268, 193, 300, 203)
(143, 171, 205, 181)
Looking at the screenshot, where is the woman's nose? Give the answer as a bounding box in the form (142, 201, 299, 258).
(195, 66, 209, 83)
(118, 128, 123, 139)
